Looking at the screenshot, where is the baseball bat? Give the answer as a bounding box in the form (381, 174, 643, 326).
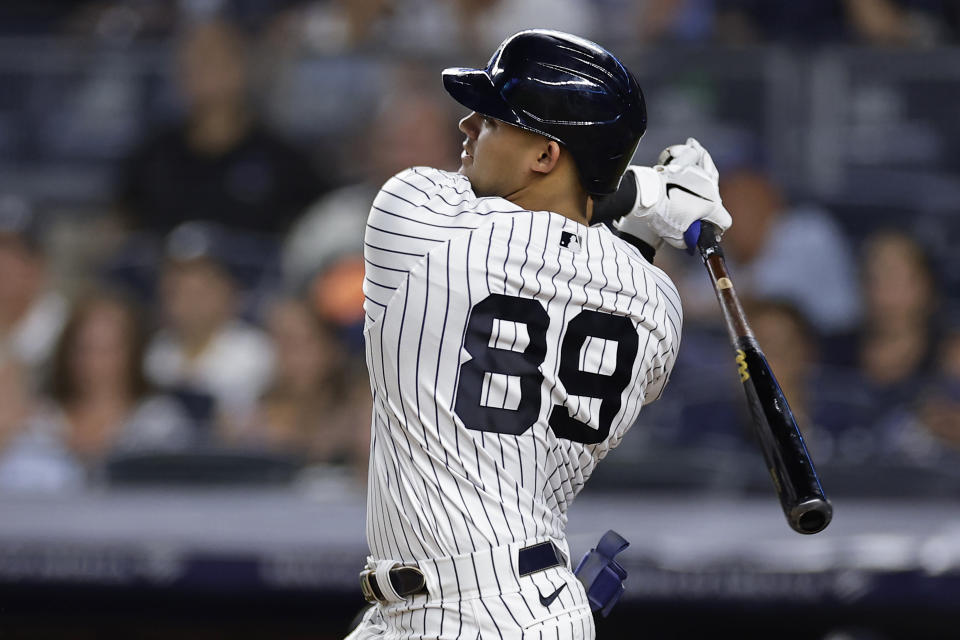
(691, 221, 833, 534)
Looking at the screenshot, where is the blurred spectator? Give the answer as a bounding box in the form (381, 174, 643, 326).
(269, 0, 396, 53)
(263, 0, 464, 57)
(0, 352, 35, 456)
(0, 1, 89, 36)
(454, 0, 598, 54)
(882, 327, 960, 463)
(0, 349, 79, 492)
(117, 18, 325, 235)
(642, 358, 748, 452)
(670, 169, 861, 336)
(746, 299, 876, 463)
(844, 0, 956, 46)
(0, 291, 193, 491)
(914, 329, 960, 448)
(268, 0, 597, 56)
(227, 298, 370, 473)
(747, 299, 819, 448)
(655, 297, 876, 461)
(283, 83, 458, 347)
(632, 0, 717, 46)
(716, 0, 956, 46)
(58, 2, 179, 43)
(943, 327, 960, 383)
(716, 0, 848, 44)
(831, 230, 941, 412)
(0, 196, 69, 386)
(47, 291, 194, 458)
(144, 222, 275, 424)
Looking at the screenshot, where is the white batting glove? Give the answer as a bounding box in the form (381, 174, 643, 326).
(657, 137, 720, 178)
(613, 138, 732, 251)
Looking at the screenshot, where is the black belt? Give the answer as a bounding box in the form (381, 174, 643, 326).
(360, 566, 427, 604)
(517, 541, 565, 576)
(360, 541, 565, 604)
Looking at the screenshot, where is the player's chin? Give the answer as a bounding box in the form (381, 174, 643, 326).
(458, 163, 478, 186)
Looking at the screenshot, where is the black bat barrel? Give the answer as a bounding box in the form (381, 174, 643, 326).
(737, 338, 832, 534)
(696, 222, 832, 535)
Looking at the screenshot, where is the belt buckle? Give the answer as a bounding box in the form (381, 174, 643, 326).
(359, 570, 386, 605)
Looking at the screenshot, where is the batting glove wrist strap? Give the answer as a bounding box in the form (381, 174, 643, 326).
(614, 166, 666, 250)
(574, 530, 630, 618)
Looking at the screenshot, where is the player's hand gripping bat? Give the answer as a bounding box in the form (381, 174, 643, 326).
(689, 221, 833, 534)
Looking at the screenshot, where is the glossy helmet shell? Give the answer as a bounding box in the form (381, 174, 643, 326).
(442, 29, 647, 196)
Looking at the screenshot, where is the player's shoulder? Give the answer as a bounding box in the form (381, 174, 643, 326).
(599, 226, 682, 303)
(372, 166, 527, 228)
(376, 167, 473, 206)
(597, 224, 667, 271)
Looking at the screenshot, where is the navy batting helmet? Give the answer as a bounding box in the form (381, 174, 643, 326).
(442, 29, 646, 196)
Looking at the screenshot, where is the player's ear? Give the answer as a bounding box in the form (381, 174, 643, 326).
(531, 140, 561, 176)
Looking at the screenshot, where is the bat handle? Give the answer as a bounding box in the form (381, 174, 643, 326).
(694, 220, 722, 256)
(693, 221, 754, 343)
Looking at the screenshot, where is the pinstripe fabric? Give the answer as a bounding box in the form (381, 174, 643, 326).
(352, 167, 681, 639)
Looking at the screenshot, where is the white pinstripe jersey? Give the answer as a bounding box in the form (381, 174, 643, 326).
(362, 167, 682, 564)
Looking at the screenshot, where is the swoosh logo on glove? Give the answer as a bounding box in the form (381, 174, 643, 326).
(537, 583, 567, 607)
(666, 183, 713, 202)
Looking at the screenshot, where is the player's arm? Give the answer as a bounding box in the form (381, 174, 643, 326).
(593, 138, 732, 256)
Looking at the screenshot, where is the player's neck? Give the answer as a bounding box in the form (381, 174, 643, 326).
(508, 180, 591, 227)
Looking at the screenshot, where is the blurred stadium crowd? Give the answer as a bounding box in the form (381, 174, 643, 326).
(0, 0, 958, 495)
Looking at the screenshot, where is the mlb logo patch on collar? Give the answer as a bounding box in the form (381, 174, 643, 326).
(560, 231, 582, 252)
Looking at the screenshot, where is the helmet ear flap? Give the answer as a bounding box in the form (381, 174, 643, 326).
(443, 29, 646, 196)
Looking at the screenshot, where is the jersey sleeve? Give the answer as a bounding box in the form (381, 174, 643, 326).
(639, 267, 683, 406)
(362, 167, 524, 326)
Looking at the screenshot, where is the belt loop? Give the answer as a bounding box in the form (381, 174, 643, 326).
(359, 571, 379, 604)
(374, 561, 404, 603)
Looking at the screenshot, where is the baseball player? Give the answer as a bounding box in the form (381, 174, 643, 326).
(348, 30, 731, 639)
